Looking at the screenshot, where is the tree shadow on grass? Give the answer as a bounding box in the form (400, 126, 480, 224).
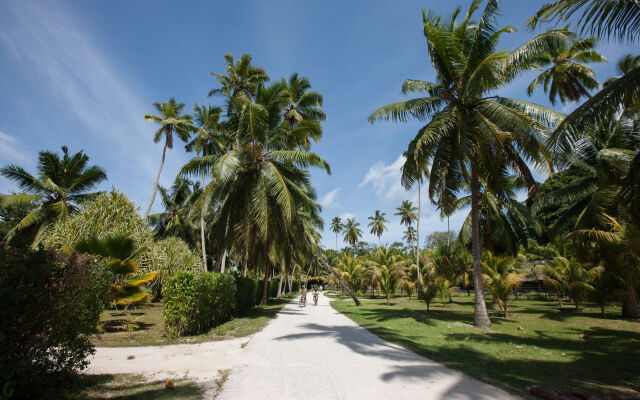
(333, 305, 640, 398)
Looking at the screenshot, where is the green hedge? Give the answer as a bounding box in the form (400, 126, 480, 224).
(162, 271, 236, 337)
(235, 276, 258, 314)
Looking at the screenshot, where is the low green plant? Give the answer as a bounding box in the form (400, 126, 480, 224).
(144, 237, 202, 299)
(235, 276, 258, 314)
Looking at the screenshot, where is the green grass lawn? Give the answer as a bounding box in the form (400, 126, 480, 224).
(332, 293, 640, 399)
(66, 374, 203, 400)
(93, 299, 289, 347)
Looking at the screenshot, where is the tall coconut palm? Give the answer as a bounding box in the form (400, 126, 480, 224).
(0, 146, 107, 244)
(209, 53, 269, 102)
(527, 35, 607, 105)
(401, 149, 431, 296)
(184, 104, 225, 270)
(369, 1, 565, 327)
(143, 98, 194, 219)
(330, 217, 344, 251)
(368, 210, 389, 245)
(343, 218, 363, 255)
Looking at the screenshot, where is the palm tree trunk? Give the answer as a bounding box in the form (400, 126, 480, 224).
(447, 216, 450, 246)
(144, 142, 167, 219)
(621, 278, 640, 318)
(416, 179, 422, 299)
(260, 246, 270, 305)
(336, 233, 338, 252)
(318, 254, 361, 306)
(200, 150, 208, 271)
(471, 157, 492, 328)
(276, 269, 284, 299)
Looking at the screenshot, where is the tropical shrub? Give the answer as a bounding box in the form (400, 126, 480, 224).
(421, 284, 439, 311)
(0, 248, 111, 399)
(162, 271, 236, 337)
(144, 237, 202, 298)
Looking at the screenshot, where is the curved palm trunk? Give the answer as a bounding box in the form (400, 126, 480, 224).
(335, 233, 338, 251)
(318, 254, 361, 306)
(471, 157, 492, 328)
(622, 278, 640, 318)
(416, 179, 422, 299)
(200, 150, 208, 271)
(144, 142, 167, 219)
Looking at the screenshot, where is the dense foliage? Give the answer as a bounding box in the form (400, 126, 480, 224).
(0, 248, 111, 399)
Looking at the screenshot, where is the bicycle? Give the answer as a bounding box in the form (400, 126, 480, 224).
(299, 293, 307, 307)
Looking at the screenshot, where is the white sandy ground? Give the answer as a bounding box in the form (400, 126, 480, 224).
(88, 293, 519, 399)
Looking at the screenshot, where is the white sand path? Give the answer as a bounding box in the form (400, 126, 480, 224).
(218, 292, 519, 400)
(88, 292, 519, 399)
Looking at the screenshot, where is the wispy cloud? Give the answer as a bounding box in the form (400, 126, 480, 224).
(319, 188, 340, 209)
(359, 155, 412, 203)
(0, 131, 28, 162)
(0, 1, 162, 206)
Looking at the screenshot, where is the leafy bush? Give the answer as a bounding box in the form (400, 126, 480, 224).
(0, 248, 111, 399)
(143, 237, 202, 299)
(162, 271, 236, 337)
(235, 276, 258, 314)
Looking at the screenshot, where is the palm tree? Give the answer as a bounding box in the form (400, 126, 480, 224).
(147, 178, 200, 246)
(332, 255, 365, 292)
(528, 0, 640, 42)
(330, 217, 344, 251)
(367, 210, 389, 245)
(143, 98, 194, 219)
(184, 104, 225, 270)
(604, 53, 640, 86)
(209, 53, 269, 102)
(536, 256, 599, 311)
(482, 252, 524, 319)
(367, 246, 406, 305)
(528, 35, 606, 104)
(343, 218, 363, 255)
(395, 200, 417, 228)
(403, 226, 417, 249)
(0, 146, 107, 244)
(283, 73, 326, 125)
(369, 1, 564, 327)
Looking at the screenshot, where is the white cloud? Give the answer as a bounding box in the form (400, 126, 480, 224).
(0, 131, 27, 162)
(319, 188, 340, 209)
(359, 155, 411, 203)
(339, 212, 355, 220)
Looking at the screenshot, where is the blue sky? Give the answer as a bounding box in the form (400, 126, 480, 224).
(0, 0, 629, 250)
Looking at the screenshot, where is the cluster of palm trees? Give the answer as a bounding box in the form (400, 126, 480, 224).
(363, 0, 640, 327)
(141, 53, 345, 304)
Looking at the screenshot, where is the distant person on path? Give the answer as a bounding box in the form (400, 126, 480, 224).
(313, 288, 319, 306)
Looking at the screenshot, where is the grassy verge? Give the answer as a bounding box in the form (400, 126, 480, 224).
(66, 374, 202, 399)
(332, 294, 640, 399)
(93, 298, 289, 347)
